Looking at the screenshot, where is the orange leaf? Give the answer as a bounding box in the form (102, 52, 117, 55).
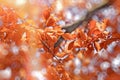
(43, 8, 51, 20)
(56, 52, 66, 58)
(64, 53, 74, 61)
(89, 20, 96, 30)
(46, 16, 56, 26)
(102, 19, 108, 30)
(96, 19, 108, 32)
(74, 39, 82, 47)
(94, 41, 101, 51)
(62, 33, 76, 40)
(68, 41, 74, 50)
(78, 30, 87, 41)
(92, 29, 101, 37)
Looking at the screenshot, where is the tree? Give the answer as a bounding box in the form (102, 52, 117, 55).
(0, 0, 120, 80)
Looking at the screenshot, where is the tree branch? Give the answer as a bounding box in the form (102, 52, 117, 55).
(54, 0, 110, 48)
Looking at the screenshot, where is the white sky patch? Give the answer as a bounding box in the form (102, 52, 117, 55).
(31, 70, 46, 80)
(15, 0, 27, 6)
(74, 57, 81, 75)
(98, 48, 108, 59)
(65, 10, 72, 20)
(107, 41, 117, 53)
(11, 46, 19, 55)
(57, 20, 65, 26)
(35, 51, 41, 58)
(74, 57, 81, 68)
(74, 14, 80, 21)
(106, 27, 113, 33)
(100, 61, 110, 71)
(74, 9, 87, 21)
(11, 43, 19, 55)
(112, 59, 120, 67)
(74, 68, 80, 75)
(0, 68, 11, 79)
(56, 0, 63, 12)
(81, 66, 88, 75)
(101, 6, 118, 21)
(89, 0, 103, 4)
(112, 54, 120, 68)
(35, 48, 44, 58)
(88, 65, 95, 73)
(17, 18, 23, 24)
(97, 72, 107, 80)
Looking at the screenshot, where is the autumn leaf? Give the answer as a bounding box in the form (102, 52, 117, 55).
(89, 20, 96, 30)
(43, 8, 51, 21)
(62, 33, 77, 40)
(94, 41, 101, 51)
(96, 19, 108, 32)
(46, 16, 56, 27)
(56, 52, 66, 58)
(1, 0, 120, 80)
(68, 41, 74, 50)
(74, 39, 82, 48)
(77, 29, 87, 41)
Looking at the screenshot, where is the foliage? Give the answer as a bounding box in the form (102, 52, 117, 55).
(0, 0, 120, 80)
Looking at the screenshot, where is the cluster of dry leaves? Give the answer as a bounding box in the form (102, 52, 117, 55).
(0, 0, 120, 80)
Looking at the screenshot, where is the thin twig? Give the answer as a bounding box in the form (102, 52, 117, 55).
(40, 39, 63, 64)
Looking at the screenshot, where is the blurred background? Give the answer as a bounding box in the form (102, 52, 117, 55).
(0, 0, 120, 80)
